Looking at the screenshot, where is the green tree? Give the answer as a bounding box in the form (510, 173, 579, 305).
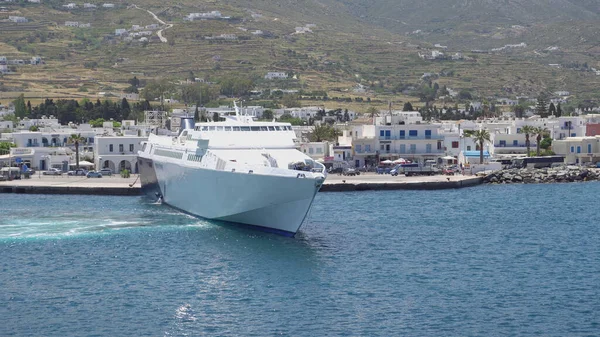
(536, 94, 548, 118)
(548, 102, 556, 116)
(467, 129, 491, 164)
(308, 124, 340, 142)
(142, 79, 175, 106)
(212, 112, 220, 122)
(68, 134, 86, 170)
(520, 125, 535, 157)
(365, 106, 379, 120)
(194, 105, 200, 122)
(403, 102, 414, 111)
(533, 127, 547, 156)
(13, 94, 26, 118)
(29, 125, 39, 131)
(556, 103, 562, 117)
(540, 136, 552, 151)
(262, 109, 274, 120)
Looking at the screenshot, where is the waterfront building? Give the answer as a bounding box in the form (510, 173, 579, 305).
(299, 142, 330, 160)
(94, 136, 147, 173)
(350, 122, 444, 167)
(552, 136, 600, 165)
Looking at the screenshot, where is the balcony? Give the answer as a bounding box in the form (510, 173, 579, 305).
(355, 149, 444, 155)
(494, 144, 535, 148)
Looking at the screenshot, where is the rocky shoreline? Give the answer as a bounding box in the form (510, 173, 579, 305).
(483, 166, 600, 184)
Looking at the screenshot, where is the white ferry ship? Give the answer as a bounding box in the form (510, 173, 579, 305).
(137, 105, 327, 236)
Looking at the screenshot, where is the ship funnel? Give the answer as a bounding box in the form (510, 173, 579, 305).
(179, 116, 195, 135)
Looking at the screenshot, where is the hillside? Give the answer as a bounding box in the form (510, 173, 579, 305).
(0, 0, 599, 108)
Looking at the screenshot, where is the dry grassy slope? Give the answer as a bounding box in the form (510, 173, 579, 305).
(0, 1, 599, 102)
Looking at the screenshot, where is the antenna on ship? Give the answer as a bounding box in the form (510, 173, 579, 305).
(233, 100, 240, 119)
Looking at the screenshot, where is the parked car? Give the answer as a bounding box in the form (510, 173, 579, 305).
(68, 169, 88, 176)
(24, 168, 35, 175)
(42, 168, 62, 175)
(342, 168, 358, 176)
(86, 171, 103, 178)
(99, 169, 113, 176)
(328, 167, 344, 175)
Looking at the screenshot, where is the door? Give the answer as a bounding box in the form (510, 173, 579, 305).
(40, 160, 46, 170)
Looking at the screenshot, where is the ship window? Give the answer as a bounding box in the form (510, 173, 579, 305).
(209, 126, 216, 131)
(260, 126, 268, 131)
(233, 126, 241, 131)
(224, 126, 232, 131)
(286, 126, 292, 131)
(241, 126, 250, 131)
(201, 126, 208, 131)
(251, 126, 260, 131)
(268, 126, 275, 131)
(216, 126, 224, 131)
(275, 126, 282, 131)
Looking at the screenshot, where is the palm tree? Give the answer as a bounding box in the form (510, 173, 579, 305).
(520, 125, 535, 157)
(533, 127, 548, 156)
(68, 134, 86, 170)
(308, 124, 340, 142)
(469, 129, 491, 164)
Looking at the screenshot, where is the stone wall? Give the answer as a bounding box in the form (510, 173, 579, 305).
(484, 166, 600, 184)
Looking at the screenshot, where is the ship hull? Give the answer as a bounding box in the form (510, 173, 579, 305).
(138, 156, 322, 236)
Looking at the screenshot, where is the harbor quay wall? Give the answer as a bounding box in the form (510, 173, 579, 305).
(0, 185, 140, 196)
(0, 175, 484, 195)
(320, 177, 483, 192)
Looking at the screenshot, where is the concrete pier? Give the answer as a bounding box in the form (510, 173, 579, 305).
(321, 174, 483, 192)
(0, 173, 483, 195)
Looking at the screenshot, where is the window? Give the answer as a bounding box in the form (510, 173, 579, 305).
(268, 126, 275, 131)
(380, 130, 385, 137)
(209, 126, 216, 131)
(467, 146, 472, 151)
(437, 141, 442, 150)
(216, 126, 224, 131)
(316, 148, 323, 154)
(241, 126, 251, 131)
(499, 140, 506, 147)
(570, 146, 574, 153)
(380, 144, 385, 150)
(109, 144, 113, 152)
(409, 144, 416, 153)
(426, 144, 432, 153)
(425, 130, 432, 139)
(260, 126, 268, 131)
(400, 130, 405, 139)
(409, 130, 418, 137)
(452, 141, 459, 148)
(400, 144, 406, 154)
(365, 145, 371, 152)
(355, 145, 362, 153)
(513, 140, 518, 146)
(251, 126, 260, 131)
(225, 126, 232, 131)
(577, 146, 581, 154)
(571, 133, 576, 137)
(309, 148, 314, 154)
(201, 126, 208, 131)
(129, 144, 134, 152)
(588, 144, 592, 153)
(233, 126, 241, 131)
(119, 144, 124, 152)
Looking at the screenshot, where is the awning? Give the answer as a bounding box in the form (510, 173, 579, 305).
(70, 160, 95, 167)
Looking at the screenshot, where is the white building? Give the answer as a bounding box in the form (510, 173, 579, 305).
(3, 147, 71, 171)
(8, 16, 28, 23)
(349, 123, 445, 167)
(65, 21, 79, 27)
(553, 136, 600, 165)
(115, 28, 128, 36)
(265, 72, 288, 80)
(94, 136, 147, 173)
(102, 3, 115, 8)
(83, 3, 97, 8)
(62, 3, 77, 9)
(299, 142, 329, 160)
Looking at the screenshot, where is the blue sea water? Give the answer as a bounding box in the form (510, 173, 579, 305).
(1, 183, 600, 336)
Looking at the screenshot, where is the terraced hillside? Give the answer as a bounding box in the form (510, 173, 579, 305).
(0, 0, 599, 105)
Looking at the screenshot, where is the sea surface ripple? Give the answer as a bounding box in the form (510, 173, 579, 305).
(1, 183, 599, 336)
